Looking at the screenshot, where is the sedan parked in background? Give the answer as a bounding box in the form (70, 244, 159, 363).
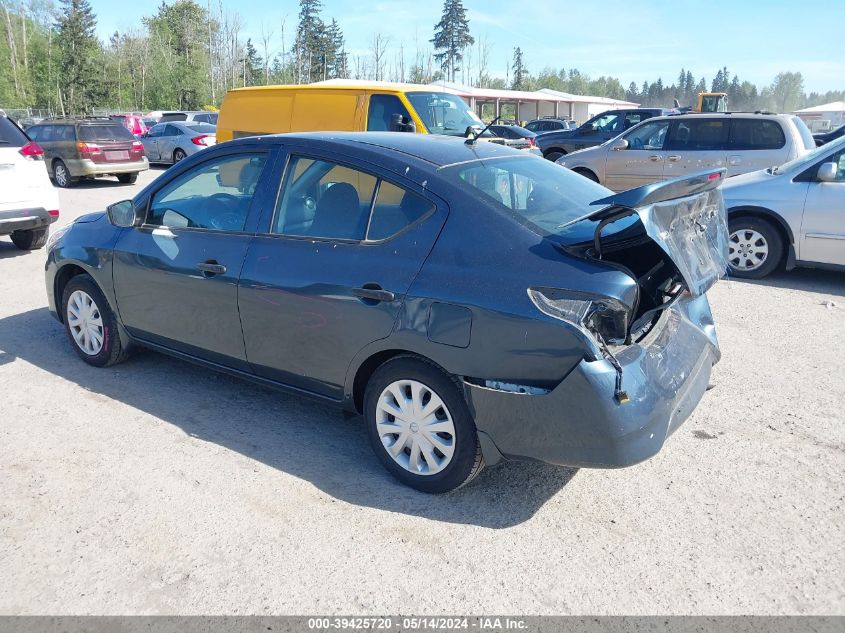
(813, 124, 845, 147)
(141, 122, 216, 165)
(524, 117, 575, 133)
(558, 112, 814, 191)
(45, 133, 727, 493)
(158, 111, 218, 125)
(0, 112, 59, 250)
(536, 108, 678, 161)
(487, 124, 538, 151)
(721, 136, 845, 278)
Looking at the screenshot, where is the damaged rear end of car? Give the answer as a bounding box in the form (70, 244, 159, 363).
(456, 165, 729, 468)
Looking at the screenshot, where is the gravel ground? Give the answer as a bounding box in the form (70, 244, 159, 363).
(1, 168, 843, 615)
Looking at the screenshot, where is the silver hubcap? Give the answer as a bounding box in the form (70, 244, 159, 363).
(174, 150, 184, 162)
(55, 164, 67, 186)
(67, 290, 104, 356)
(376, 379, 456, 476)
(729, 229, 769, 271)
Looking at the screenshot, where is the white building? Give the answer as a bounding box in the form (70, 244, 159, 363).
(427, 81, 638, 125)
(793, 101, 845, 133)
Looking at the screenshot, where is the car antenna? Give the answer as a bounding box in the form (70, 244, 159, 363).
(465, 116, 500, 145)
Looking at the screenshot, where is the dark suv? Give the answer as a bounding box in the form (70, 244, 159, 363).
(26, 118, 149, 187)
(537, 108, 677, 161)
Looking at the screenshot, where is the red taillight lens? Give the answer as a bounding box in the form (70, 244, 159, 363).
(527, 137, 536, 148)
(191, 134, 209, 146)
(132, 141, 144, 152)
(19, 141, 44, 161)
(48, 209, 60, 217)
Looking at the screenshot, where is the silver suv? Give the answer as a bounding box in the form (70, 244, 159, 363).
(558, 112, 815, 191)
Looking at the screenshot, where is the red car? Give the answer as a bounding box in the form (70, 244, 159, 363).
(109, 114, 148, 138)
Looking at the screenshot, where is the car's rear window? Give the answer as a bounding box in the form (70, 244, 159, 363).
(78, 124, 135, 142)
(0, 116, 29, 147)
(441, 156, 609, 236)
(791, 116, 816, 150)
(185, 123, 217, 134)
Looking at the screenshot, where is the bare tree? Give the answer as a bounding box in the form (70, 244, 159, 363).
(260, 23, 273, 84)
(369, 32, 388, 81)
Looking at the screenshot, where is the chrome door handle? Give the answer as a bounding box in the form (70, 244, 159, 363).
(667, 155, 681, 162)
(196, 261, 227, 276)
(649, 155, 662, 162)
(352, 286, 395, 303)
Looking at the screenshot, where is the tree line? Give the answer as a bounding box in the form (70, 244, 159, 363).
(1, 0, 842, 116)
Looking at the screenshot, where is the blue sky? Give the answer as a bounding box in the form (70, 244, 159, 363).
(92, 0, 845, 93)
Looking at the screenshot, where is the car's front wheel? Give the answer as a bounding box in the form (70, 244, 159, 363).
(173, 149, 186, 163)
(10, 227, 48, 250)
(728, 216, 783, 279)
(573, 168, 599, 183)
(364, 356, 483, 494)
(61, 274, 128, 367)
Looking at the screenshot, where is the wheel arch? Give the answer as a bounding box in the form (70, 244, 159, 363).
(53, 263, 89, 323)
(351, 348, 450, 414)
(572, 166, 600, 182)
(727, 206, 795, 245)
(542, 146, 567, 159)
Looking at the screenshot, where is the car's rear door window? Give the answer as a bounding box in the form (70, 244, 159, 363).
(667, 119, 729, 151)
(273, 156, 377, 240)
(0, 115, 29, 146)
(366, 180, 435, 241)
(728, 119, 786, 150)
(147, 153, 268, 231)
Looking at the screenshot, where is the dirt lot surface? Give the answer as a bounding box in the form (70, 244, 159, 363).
(1, 168, 843, 614)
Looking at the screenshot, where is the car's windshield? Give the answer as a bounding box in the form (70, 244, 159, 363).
(440, 156, 611, 236)
(405, 92, 483, 137)
(773, 135, 845, 174)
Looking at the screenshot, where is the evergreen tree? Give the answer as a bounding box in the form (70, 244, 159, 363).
(292, 0, 324, 83)
(510, 47, 526, 90)
(243, 38, 262, 85)
(324, 19, 347, 79)
(55, 0, 100, 114)
(431, 0, 474, 82)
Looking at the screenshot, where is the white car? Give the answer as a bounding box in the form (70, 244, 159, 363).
(0, 113, 60, 250)
(721, 135, 845, 278)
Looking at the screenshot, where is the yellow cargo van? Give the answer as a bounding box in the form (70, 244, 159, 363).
(216, 82, 487, 142)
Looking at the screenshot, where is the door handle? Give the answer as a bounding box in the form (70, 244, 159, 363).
(196, 261, 227, 276)
(649, 155, 663, 162)
(352, 285, 395, 303)
(667, 155, 681, 162)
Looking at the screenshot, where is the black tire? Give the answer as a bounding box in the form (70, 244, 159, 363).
(727, 216, 784, 279)
(364, 356, 484, 494)
(574, 168, 600, 183)
(173, 149, 186, 163)
(117, 172, 138, 184)
(61, 274, 128, 367)
(10, 227, 48, 250)
(544, 151, 564, 162)
(53, 159, 75, 188)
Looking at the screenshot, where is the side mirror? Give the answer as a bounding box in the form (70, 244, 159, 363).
(612, 139, 629, 151)
(107, 200, 143, 228)
(817, 161, 838, 182)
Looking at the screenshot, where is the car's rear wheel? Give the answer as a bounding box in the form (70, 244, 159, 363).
(173, 149, 186, 163)
(364, 356, 483, 494)
(728, 216, 783, 279)
(545, 151, 564, 162)
(574, 168, 600, 182)
(53, 160, 74, 188)
(10, 227, 48, 250)
(61, 274, 128, 367)
(117, 172, 138, 184)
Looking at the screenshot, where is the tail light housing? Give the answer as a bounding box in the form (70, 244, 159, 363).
(131, 141, 145, 154)
(527, 137, 536, 148)
(191, 135, 211, 146)
(19, 141, 44, 161)
(77, 142, 101, 159)
(48, 209, 60, 217)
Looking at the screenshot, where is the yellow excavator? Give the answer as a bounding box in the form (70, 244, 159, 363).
(674, 92, 729, 113)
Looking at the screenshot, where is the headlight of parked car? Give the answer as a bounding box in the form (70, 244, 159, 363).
(528, 287, 631, 353)
(46, 224, 71, 251)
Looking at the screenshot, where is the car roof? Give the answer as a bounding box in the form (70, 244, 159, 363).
(227, 131, 524, 167)
(646, 112, 792, 123)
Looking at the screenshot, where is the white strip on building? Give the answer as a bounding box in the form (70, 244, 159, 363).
(793, 101, 845, 133)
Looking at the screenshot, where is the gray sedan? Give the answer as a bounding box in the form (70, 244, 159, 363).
(141, 122, 216, 165)
(721, 136, 845, 278)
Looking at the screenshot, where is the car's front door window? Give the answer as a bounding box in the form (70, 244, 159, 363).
(589, 113, 622, 134)
(148, 153, 268, 231)
(625, 120, 671, 150)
